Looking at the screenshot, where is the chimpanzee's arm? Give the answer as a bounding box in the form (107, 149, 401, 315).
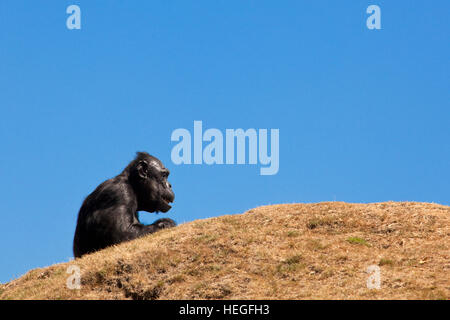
(111, 206, 176, 242)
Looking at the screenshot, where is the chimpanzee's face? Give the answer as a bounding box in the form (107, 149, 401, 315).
(135, 155, 175, 213)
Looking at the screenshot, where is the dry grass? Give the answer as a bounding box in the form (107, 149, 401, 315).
(1, 202, 449, 300)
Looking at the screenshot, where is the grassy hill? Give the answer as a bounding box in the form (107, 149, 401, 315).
(1, 202, 449, 300)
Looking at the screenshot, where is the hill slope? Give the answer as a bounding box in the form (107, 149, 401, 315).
(1, 202, 449, 300)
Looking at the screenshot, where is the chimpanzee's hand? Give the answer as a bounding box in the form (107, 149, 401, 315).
(152, 218, 177, 230)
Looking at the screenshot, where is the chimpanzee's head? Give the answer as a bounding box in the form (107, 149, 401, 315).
(128, 152, 175, 213)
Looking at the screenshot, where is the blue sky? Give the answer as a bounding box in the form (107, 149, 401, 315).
(0, 1, 448, 283)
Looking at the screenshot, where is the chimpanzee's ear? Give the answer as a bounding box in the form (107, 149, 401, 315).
(137, 160, 149, 179)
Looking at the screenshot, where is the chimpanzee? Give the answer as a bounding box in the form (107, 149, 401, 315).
(73, 152, 176, 258)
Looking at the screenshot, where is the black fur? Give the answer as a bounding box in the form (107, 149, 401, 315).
(73, 152, 176, 258)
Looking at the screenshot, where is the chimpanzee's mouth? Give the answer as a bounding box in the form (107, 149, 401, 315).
(161, 197, 172, 204)
(161, 195, 173, 206)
